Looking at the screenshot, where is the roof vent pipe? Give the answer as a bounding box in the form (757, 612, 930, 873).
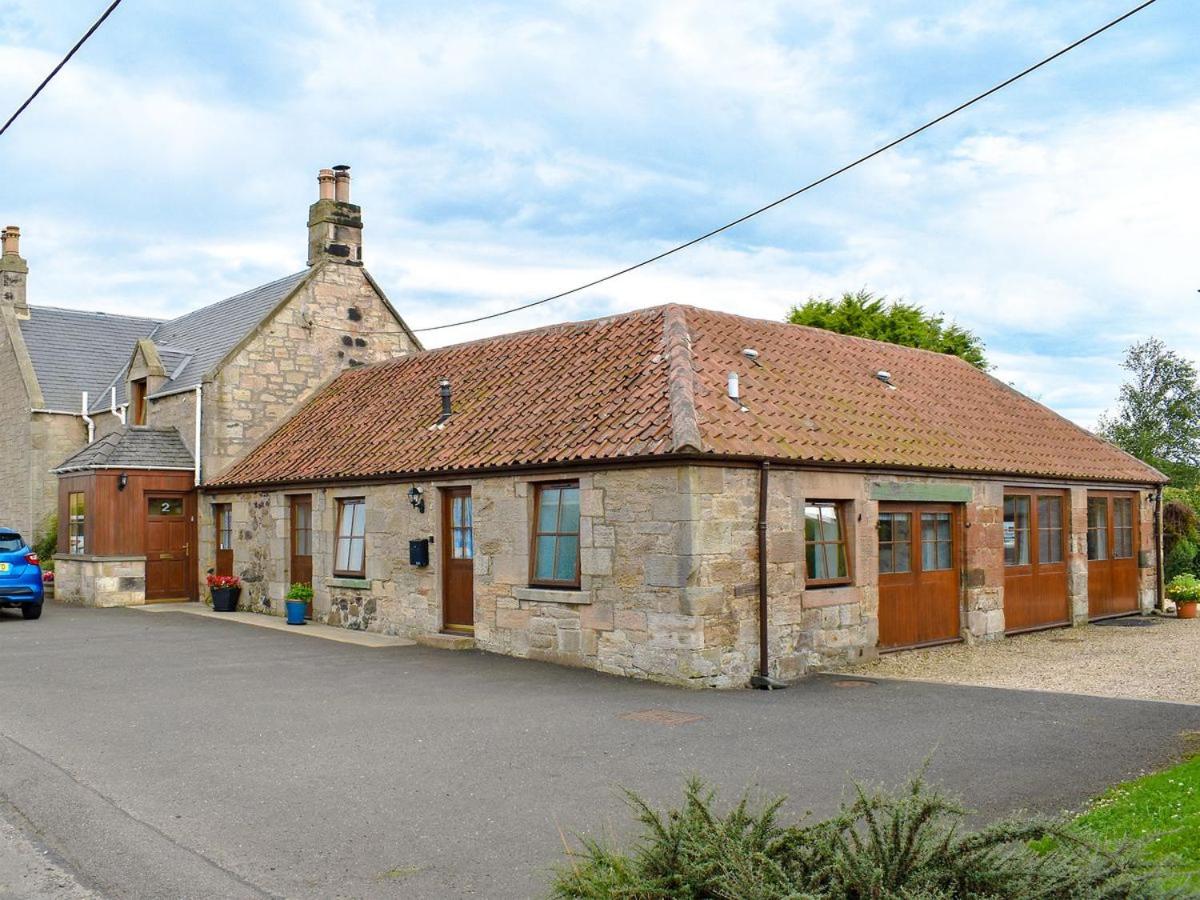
(438, 378, 452, 422)
(110, 385, 126, 425)
(727, 371, 740, 402)
(81, 391, 94, 444)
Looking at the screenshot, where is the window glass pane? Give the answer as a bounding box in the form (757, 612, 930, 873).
(452, 497, 463, 527)
(1087, 498, 1108, 561)
(148, 497, 184, 516)
(893, 538, 911, 573)
(937, 540, 951, 570)
(535, 536, 557, 580)
(338, 504, 354, 538)
(1004, 496, 1030, 566)
(893, 513, 910, 542)
(463, 497, 473, 527)
(831, 541, 848, 578)
(806, 540, 822, 579)
(352, 501, 366, 537)
(921, 535, 936, 571)
(346, 539, 364, 573)
(296, 529, 309, 555)
(558, 487, 580, 534)
(879, 543, 893, 574)
(878, 514, 892, 544)
(463, 527, 474, 559)
(921, 515, 937, 545)
(335, 537, 351, 572)
(537, 488, 560, 532)
(1113, 498, 1132, 529)
(554, 535, 579, 582)
(453, 529, 465, 558)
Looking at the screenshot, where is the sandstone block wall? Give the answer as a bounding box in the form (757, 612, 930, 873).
(202, 466, 1162, 688)
(53, 555, 146, 607)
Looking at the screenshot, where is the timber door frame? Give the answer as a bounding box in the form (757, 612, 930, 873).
(1086, 490, 1140, 621)
(877, 502, 964, 651)
(145, 490, 197, 603)
(440, 486, 475, 634)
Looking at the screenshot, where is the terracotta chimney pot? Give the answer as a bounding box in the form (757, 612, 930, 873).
(1, 226, 19, 256)
(317, 168, 335, 201)
(333, 165, 351, 203)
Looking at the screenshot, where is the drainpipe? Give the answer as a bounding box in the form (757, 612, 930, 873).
(80, 391, 94, 444)
(1154, 486, 1164, 611)
(750, 460, 786, 690)
(193, 385, 202, 486)
(110, 386, 126, 425)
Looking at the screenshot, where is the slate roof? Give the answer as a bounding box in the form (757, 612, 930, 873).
(17, 307, 161, 411)
(52, 426, 194, 473)
(90, 270, 309, 411)
(210, 304, 1165, 488)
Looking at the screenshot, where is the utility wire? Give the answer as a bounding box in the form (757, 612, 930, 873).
(411, 0, 1158, 334)
(0, 0, 125, 139)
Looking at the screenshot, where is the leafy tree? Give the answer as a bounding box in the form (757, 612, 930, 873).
(787, 289, 989, 369)
(1098, 339, 1200, 486)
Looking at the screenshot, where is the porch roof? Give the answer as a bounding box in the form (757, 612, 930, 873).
(52, 426, 195, 474)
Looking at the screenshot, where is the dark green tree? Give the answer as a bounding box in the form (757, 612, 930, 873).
(787, 290, 989, 369)
(1098, 338, 1200, 486)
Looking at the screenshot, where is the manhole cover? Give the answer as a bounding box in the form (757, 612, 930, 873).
(1094, 617, 1158, 627)
(832, 679, 876, 688)
(619, 708, 705, 727)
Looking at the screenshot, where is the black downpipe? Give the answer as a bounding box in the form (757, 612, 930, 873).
(750, 461, 786, 690)
(1154, 486, 1164, 611)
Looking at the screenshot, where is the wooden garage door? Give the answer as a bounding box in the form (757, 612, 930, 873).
(878, 503, 961, 650)
(1003, 490, 1069, 633)
(1087, 492, 1139, 620)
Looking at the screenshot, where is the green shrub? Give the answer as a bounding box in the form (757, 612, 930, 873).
(286, 582, 314, 602)
(33, 514, 57, 571)
(1165, 536, 1197, 583)
(551, 776, 1182, 899)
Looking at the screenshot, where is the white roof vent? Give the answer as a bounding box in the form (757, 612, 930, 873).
(876, 370, 896, 389)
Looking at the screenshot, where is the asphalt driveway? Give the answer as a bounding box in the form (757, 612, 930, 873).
(2, 604, 1198, 899)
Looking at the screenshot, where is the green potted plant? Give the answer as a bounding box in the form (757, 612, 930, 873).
(207, 574, 241, 612)
(1165, 573, 1200, 619)
(285, 583, 312, 626)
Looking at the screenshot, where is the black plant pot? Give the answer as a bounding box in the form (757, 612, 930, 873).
(210, 586, 241, 612)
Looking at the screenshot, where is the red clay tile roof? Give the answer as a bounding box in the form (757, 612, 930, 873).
(210, 304, 1165, 487)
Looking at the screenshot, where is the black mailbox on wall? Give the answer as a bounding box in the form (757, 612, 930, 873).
(409, 538, 430, 567)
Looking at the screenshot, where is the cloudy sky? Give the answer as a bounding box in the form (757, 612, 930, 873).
(0, 0, 1195, 426)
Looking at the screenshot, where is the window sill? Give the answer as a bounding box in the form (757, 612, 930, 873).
(802, 584, 858, 609)
(327, 577, 370, 590)
(513, 586, 592, 605)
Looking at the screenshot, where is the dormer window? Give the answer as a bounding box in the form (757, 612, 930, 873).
(130, 378, 148, 425)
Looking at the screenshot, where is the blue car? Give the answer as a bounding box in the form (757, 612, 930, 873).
(0, 529, 44, 619)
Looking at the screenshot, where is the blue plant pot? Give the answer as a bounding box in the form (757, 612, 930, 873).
(285, 599, 307, 626)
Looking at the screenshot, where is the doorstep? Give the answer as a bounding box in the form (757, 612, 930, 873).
(415, 632, 475, 651)
(130, 603, 415, 649)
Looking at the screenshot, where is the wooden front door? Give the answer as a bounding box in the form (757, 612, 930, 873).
(289, 495, 314, 618)
(146, 493, 193, 602)
(441, 487, 474, 633)
(214, 503, 233, 577)
(1087, 492, 1139, 619)
(877, 503, 962, 650)
(1002, 490, 1069, 633)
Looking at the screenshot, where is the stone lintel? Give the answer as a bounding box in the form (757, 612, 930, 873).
(513, 586, 593, 606)
(327, 577, 370, 590)
(869, 481, 973, 503)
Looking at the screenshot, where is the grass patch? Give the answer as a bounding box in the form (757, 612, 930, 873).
(1071, 752, 1200, 891)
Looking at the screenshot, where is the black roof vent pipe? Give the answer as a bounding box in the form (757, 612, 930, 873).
(438, 378, 452, 423)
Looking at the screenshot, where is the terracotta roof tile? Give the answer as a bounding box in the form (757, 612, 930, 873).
(211, 304, 1165, 487)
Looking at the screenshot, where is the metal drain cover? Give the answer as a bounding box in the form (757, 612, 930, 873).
(619, 708, 705, 727)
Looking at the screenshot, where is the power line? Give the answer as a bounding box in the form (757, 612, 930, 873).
(0, 0, 125, 139)
(411, 0, 1158, 334)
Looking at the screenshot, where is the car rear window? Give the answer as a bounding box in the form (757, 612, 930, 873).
(0, 533, 24, 553)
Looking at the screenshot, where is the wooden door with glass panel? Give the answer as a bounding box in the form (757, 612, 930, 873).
(441, 488, 474, 632)
(877, 503, 961, 649)
(290, 495, 313, 618)
(1087, 492, 1138, 619)
(146, 494, 193, 602)
(1002, 490, 1069, 633)
(214, 503, 233, 577)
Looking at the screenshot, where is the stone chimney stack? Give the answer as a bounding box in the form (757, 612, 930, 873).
(307, 165, 363, 267)
(0, 226, 30, 317)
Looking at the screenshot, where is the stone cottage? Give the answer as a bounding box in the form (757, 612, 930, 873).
(27, 166, 422, 605)
(203, 304, 1165, 687)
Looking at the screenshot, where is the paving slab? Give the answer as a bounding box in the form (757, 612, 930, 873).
(131, 602, 415, 648)
(1, 603, 1198, 899)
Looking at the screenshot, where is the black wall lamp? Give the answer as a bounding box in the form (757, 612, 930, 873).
(118, 472, 128, 491)
(408, 485, 425, 513)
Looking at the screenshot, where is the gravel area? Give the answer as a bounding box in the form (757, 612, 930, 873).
(0, 810, 98, 900)
(848, 615, 1200, 705)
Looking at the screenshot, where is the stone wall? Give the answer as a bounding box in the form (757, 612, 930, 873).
(202, 466, 1162, 688)
(53, 555, 146, 607)
(203, 263, 415, 480)
(0, 317, 35, 538)
(30, 413, 87, 539)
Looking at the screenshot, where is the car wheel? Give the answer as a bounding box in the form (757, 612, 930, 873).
(21, 604, 42, 620)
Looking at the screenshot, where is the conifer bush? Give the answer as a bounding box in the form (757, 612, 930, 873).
(551, 775, 1183, 899)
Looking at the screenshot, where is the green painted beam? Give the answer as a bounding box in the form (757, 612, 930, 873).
(869, 481, 973, 503)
